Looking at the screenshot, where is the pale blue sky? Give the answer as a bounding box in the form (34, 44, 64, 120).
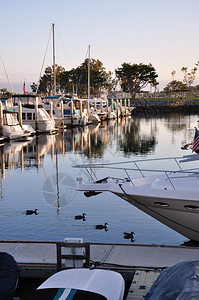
(0, 0, 199, 92)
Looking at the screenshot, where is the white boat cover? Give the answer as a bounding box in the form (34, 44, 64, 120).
(38, 268, 124, 300)
(145, 260, 199, 299)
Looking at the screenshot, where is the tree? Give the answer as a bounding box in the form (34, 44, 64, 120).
(171, 70, 176, 81)
(74, 58, 111, 98)
(30, 82, 37, 93)
(115, 63, 158, 100)
(37, 65, 65, 95)
(151, 81, 159, 98)
(36, 59, 111, 97)
(0, 88, 12, 98)
(38, 66, 53, 95)
(163, 80, 188, 97)
(181, 67, 197, 87)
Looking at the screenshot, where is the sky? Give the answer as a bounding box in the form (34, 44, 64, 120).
(0, 0, 199, 93)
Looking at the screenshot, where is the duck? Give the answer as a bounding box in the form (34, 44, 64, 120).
(123, 231, 134, 239)
(75, 213, 86, 220)
(95, 223, 108, 230)
(26, 209, 38, 215)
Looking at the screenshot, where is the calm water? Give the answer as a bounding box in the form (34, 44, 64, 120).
(0, 113, 199, 245)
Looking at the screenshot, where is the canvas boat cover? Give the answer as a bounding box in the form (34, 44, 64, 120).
(22, 268, 125, 300)
(145, 260, 199, 299)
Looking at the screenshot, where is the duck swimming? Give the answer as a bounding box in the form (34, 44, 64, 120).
(123, 232, 134, 239)
(26, 209, 38, 215)
(75, 213, 86, 220)
(95, 223, 108, 230)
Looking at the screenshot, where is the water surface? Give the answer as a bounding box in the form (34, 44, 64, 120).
(0, 113, 198, 245)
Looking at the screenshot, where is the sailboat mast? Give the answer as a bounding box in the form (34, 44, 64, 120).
(88, 45, 90, 100)
(52, 23, 56, 96)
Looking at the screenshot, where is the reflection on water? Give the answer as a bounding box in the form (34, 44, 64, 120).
(0, 113, 199, 244)
(0, 114, 196, 170)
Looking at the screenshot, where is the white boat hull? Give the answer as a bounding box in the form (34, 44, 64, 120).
(77, 171, 199, 241)
(3, 125, 31, 140)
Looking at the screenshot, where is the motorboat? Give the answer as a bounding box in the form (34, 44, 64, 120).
(22, 268, 125, 300)
(44, 96, 89, 127)
(89, 107, 101, 123)
(43, 95, 67, 127)
(11, 95, 57, 134)
(3, 110, 33, 140)
(75, 155, 199, 242)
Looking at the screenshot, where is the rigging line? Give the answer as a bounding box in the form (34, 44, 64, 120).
(0, 55, 13, 93)
(75, 46, 89, 95)
(36, 26, 52, 94)
(118, 183, 199, 235)
(55, 27, 72, 65)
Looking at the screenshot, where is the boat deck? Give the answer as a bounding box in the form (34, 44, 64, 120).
(1, 241, 199, 273)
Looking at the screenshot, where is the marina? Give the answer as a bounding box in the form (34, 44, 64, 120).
(1, 240, 199, 298)
(1, 111, 199, 298)
(0, 113, 199, 245)
(1, 0, 199, 297)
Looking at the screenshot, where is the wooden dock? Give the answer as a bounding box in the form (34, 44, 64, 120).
(2, 240, 199, 299)
(1, 240, 199, 276)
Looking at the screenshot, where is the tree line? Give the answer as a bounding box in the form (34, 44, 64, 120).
(30, 59, 158, 100)
(1, 59, 198, 100)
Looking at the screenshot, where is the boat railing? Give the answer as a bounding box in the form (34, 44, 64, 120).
(74, 156, 199, 190)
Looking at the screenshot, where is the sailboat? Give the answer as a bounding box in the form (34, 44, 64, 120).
(74, 45, 101, 124)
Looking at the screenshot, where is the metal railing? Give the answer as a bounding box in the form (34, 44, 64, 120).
(75, 156, 199, 190)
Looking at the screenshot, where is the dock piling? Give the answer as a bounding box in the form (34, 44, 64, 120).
(61, 100, 64, 128)
(18, 101, 23, 128)
(0, 102, 3, 136)
(35, 97, 39, 131)
(50, 101, 53, 119)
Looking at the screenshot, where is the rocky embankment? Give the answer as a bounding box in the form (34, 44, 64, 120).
(132, 99, 199, 115)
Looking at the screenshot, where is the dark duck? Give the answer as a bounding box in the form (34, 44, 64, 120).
(75, 213, 86, 220)
(95, 223, 108, 231)
(123, 232, 135, 242)
(26, 209, 38, 215)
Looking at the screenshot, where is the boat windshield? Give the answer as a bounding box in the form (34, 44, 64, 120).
(22, 288, 107, 299)
(4, 113, 19, 125)
(39, 109, 51, 121)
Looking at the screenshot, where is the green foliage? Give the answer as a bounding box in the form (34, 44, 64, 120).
(36, 59, 113, 97)
(115, 63, 158, 99)
(163, 80, 188, 96)
(0, 88, 12, 97)
(181, 67, 197, 87)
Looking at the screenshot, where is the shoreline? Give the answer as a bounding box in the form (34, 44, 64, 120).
(131, 98, 199, 115)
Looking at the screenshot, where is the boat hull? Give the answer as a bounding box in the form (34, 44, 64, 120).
(78, 173, 199, 241)
(114, 190, 199, 242)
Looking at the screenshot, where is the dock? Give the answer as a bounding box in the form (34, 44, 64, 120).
(1, 240, 199, 299)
